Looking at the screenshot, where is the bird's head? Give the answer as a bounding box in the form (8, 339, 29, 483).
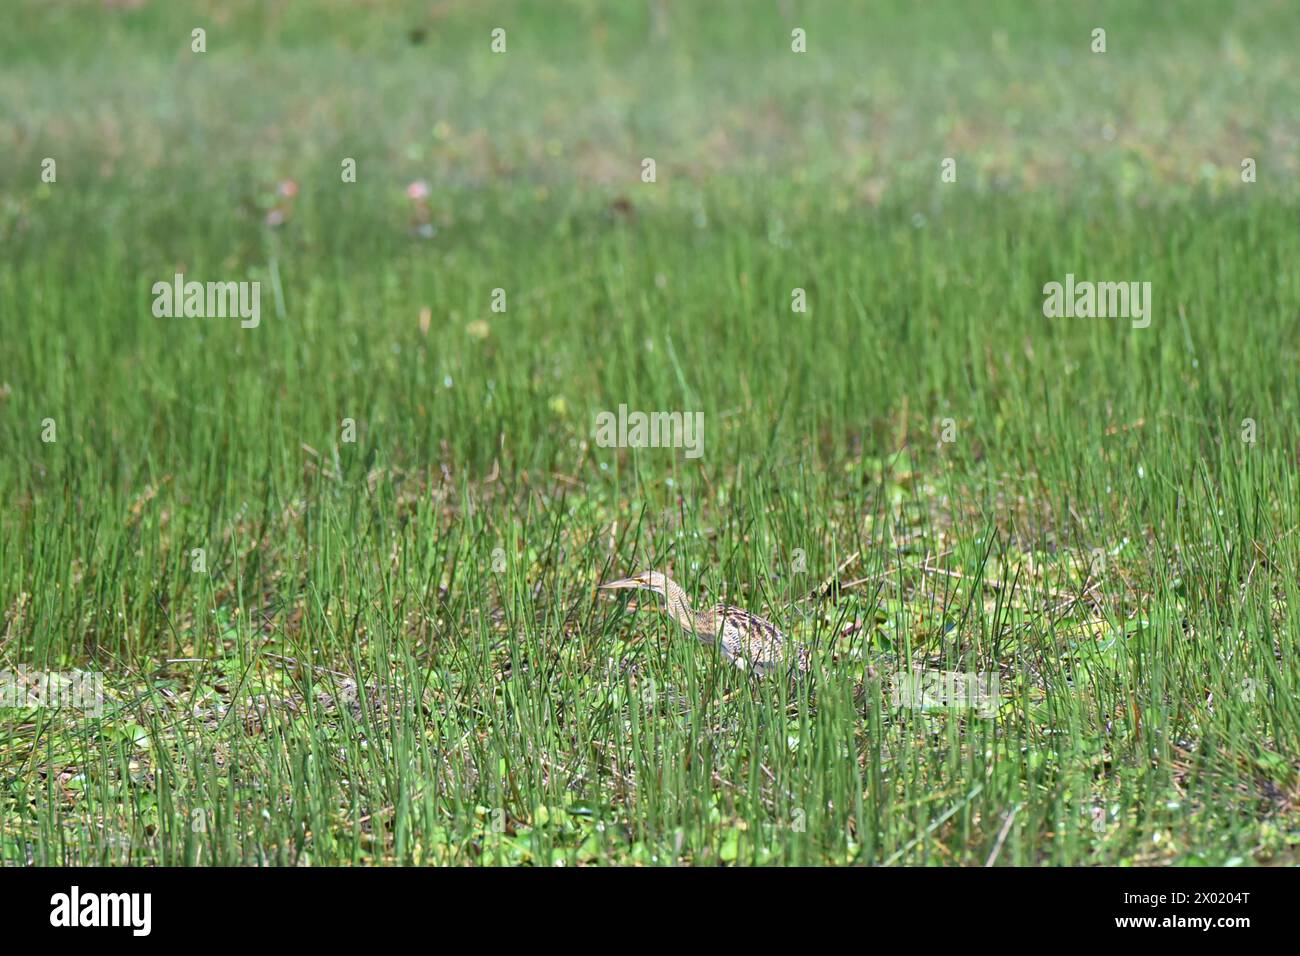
(598, 570, 669, 597)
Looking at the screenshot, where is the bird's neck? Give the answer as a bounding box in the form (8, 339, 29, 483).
(660, 580, 702, 632)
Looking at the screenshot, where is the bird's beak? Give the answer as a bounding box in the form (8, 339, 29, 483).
(599, 577, 641, 591)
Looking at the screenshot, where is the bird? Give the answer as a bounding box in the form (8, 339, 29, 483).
(598, 571, 810, 677)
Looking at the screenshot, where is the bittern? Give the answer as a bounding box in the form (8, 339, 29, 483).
(599, 571, 810, 677)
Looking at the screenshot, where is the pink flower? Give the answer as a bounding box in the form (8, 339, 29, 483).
(406, 180, 431, 201)
(277, 179, 299, 198)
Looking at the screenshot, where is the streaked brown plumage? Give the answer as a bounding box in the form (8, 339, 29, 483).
(599, 571, 810, 677)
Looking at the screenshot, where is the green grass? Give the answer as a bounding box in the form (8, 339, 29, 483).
(1, 0, 1297, 865)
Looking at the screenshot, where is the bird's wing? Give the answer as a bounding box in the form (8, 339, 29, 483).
(711, 605, 787, 662)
